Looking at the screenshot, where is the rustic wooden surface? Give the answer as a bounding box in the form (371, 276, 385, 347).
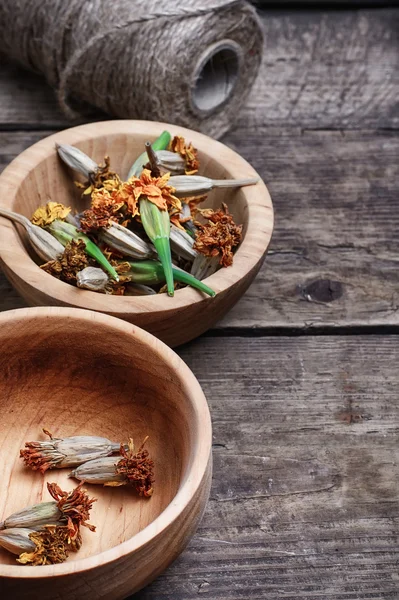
(0, 6, 398, 599)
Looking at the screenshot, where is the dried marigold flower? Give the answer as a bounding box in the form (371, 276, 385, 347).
(71, 437, 154, 497)
(80, 188, 126, 233)
(106, 260, 133, 296)
(31, 202, 71, 228)
(121, 169, 181, 214)
(0, 483, 96, 552)
(40, 239, 89, 283)
(116, 437, 154, 497)
(170, 213, 192, 231)
(193, 203, 242, 268)
(170, 136, 200, 175)
(20, 428, 120, 473)
(47, 482, 96, 550)
(187, 195, 208, 216)
(75, 156, 121, 196)
(17, 525, 70, 565)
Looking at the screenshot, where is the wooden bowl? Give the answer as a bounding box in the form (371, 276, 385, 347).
(0, 120, 273, 346)
(0, 307, 212, 600)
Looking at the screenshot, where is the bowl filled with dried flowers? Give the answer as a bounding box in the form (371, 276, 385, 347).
(0, 306, 212, 599)
(0, 120, 273, 346)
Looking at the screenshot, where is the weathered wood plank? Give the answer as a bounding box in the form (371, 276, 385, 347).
(128, 335, 399, 599)
(221, 127, 399, 330)
(0, 128, 398, 330)
(0, 9, 398, 130)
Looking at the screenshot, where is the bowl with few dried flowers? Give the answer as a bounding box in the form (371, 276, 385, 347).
(0, 120, 273, 346)
(0, 306, 212, 599)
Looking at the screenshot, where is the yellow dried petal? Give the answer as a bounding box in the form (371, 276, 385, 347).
(31, 202, 71, 227)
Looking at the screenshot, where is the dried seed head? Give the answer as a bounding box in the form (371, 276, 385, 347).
(156, 150, 186, 174)
(1, 501, 63, 530)
(20, 429, 120, 472)
(0, 207, 65, 262)
(70, 437, 155, 497)
(169, 175, 213, 198)
(0, 528, 37, 555)
(99, 222, 154, 259)
(28, 224, 66, 262)
(70, 456, 126, 487)
(169, 224, 197, 261)
(17, 525, 70, 565)
(168, 175, 259, 198)
(76, 267, 109, 292)
(190, 254, 220, 280)
(56, 143, 98, 179)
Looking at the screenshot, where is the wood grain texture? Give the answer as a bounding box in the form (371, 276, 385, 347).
(0, 307, 212, 599)
(221, 127, 399, 330)
(129, 334, 399, 599)
(1, 128, 397, 331)
(0, 9, 398, 131)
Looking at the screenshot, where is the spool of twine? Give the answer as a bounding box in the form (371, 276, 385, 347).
(0, 0, 264, 138)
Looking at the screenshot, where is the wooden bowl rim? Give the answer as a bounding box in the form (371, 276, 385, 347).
(0, 120, 274, 315)
(0, 306, 212, 578)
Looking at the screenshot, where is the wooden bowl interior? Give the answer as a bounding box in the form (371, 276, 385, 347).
(12, 132, 249, 246)
(0, 314, 196, 565)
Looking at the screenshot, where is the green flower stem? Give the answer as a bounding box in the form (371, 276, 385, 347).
(128, 131, 175, 296)
(139, 199, 174, 296)
(128, 131, 171, 179)
(127, 260, 216, 298)
(49, 221, 119, 281)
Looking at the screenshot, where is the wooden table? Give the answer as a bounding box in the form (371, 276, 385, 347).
(1, 6, 398, 599)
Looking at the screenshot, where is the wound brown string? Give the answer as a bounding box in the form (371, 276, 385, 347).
(0, 0, 264, 138)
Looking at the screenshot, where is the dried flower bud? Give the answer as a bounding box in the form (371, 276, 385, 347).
(56, 143, 98, 179)
(20, 429, 121, 472)
(190, 254, 220, 280)
(0, 482, 96, 549)
(0, 528, 37, 555)
(17, 526, 70, 565)
(77, 267, 109, 292)
(168, 175, 259, 198)
(99, 222, 154, 259)
(156, 150, 186, 174)
(71, 437, 154, 497)
(0, 207, 64, 262)
(170, 224, 198, 261)
(0, 501, 63, 530)
(70, 456, 126, 486)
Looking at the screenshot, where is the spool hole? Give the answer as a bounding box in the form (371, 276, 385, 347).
(192, 43, 240, 113)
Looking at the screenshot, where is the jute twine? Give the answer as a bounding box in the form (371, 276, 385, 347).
(0, 0, 264, 138)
